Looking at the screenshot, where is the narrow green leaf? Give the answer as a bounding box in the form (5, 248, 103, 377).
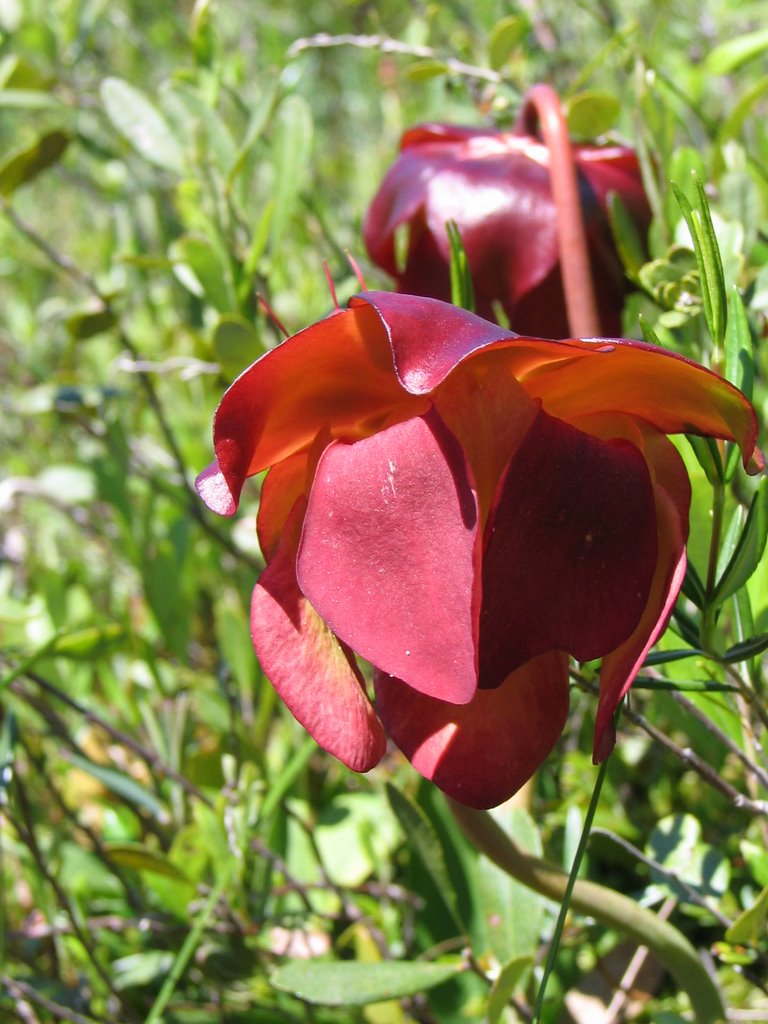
(637, 314, 663, 346)
(487, 955, 533, 1024)
(642, 648, 706, 667)
(269, 94, 313, 250)
(0, 129, 69, 196)
(672, 175, 727, 347)
(65, 306, 117, 340)
(607, 192, 647, 281)
(271, 960, 461, 1006)
(227, 78, 280, 190)
(726, 885, 768, 946)
(681, 560, 706, 608)
(446, 220, 475, 312)
(487, 15, 528, 70)
(403, 59, 449, 81)
(101, 76, 184, 173)
(565, 90, 621, 138)
(0, 89, 66, 109)
(169, 234, 235, 311)
(706, 27, 768, 75)
(724, 287, 753, 399)
(104, 842, 190, 881)
(721, 632, 768, 664)
(65, 753, 169, 823)
(631, 677, 737, 693)
(711, 478, 768, 607)
(686, 434, 723, 485)
(385, 783, 466, 933)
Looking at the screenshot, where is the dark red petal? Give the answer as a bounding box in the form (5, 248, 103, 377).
(297, 410, 481, 705)
(199, 303, 417, 515)
(251, 504, 386, 773)
(374, 651, 570, 809)
(352, 291, 516, 394)
(591, 430, 691, 761)
(479, 407, 657, 686)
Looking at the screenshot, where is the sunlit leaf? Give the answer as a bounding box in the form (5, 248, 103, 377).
(487, 15, 528, 70)
(271, 960, 461, 1006)
(0, 129, 69, 196)
(565, 90, 621, 138)
(101, 76, 184, 173)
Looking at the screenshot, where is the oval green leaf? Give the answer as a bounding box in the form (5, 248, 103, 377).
(565, 91, 621, 138)
(101, 76, 184, 173)
(271, 960, 461, 1006)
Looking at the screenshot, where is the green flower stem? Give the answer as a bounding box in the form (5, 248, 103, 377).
(702, 476, 726, 649)
(449, 800, 726, 1024)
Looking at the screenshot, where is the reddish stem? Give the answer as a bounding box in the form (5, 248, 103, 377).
(520, 84, 600, 337)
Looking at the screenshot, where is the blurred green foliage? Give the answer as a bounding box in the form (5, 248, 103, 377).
(1, 1, 768, 1021)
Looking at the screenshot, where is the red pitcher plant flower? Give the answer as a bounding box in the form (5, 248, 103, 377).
(197, 292, 760, 809)
(364, 85, 651, 338)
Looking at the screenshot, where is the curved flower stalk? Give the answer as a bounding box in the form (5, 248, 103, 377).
(197, 291, 760, 809)
(364, 85, 651, 337)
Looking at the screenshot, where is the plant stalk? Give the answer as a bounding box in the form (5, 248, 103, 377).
(449, 800, 726, 1023)
(519, 84, 601, 338)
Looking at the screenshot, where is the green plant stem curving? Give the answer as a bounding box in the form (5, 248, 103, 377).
(449, 800, 726, 1023)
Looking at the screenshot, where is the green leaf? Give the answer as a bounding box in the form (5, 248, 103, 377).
(446, 220, 475, 312)
(686, 435, 723, 485)
(706, 27, 768, 75)
(169, 234, 235, 311)
(724, 287, 753, 400)
(104, 842, 191, 880)
(65, 306, 117, 340)
(721, 632, 768, 664)
(385, 783, 466, 933)
(269, 94, 313, 251)
(227, 78, 280, 191)
(726, 884, 768, 945)
(565, 90, 621, 138)
(65, 752, 169, 824)
(403, 59, 449, 81)
(607, 192, 647, 281)
(212, 315, 263, 372)
(0, 129, 69, 196)
(672, 174, 727, 347)
(711, 478, 768, 607)
(476, 808, 545, 962)
(101, 76, 184, 173)
(271, 960, 461, 1006)
(645, 814, 730, 905)
(487, 955, 533, 1024)
(487, 15, 528, 70)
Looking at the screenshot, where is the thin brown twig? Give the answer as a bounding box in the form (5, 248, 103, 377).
(8, 778, 136, 1019)
(18, 736, 144, 912)
(670, 691, 768, 790)
(287, 32, 504, 84)
(621, 701, 768, 815)
(11, 671, 212, 807)
(1, 975, 105, 1024)
(573, 673, 768, 815)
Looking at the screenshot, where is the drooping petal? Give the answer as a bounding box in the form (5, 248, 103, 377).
(374, 651, 570, 809)
(525, 339, 761, 472)
(589, 427, 692, 761)
(195, 457, 238, 517)
(251, 503, 387, 773)
(297, 410, 481, 705)
(479, 406, 657, 687)
(198, 303, 423, 515)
